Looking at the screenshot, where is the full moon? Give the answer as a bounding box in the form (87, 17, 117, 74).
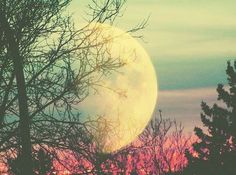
(77, 23, 158, 152)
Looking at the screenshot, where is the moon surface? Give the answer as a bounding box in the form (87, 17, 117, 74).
(78, 23, 158, 152)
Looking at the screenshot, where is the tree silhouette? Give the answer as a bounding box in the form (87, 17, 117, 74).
(137, 110, 191, 175)
(0, 0, 142, 174)
(7, 148, 54, 175)
(185, 61, 236, 175)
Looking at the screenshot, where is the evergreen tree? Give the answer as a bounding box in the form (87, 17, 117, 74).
(185, 61, 236, 175)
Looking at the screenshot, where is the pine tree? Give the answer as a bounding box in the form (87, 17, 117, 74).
(185, 61, 236, 175)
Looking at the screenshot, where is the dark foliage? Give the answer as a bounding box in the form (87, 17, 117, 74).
(185, 61, 236, 175)
(7, 148, 54, 175)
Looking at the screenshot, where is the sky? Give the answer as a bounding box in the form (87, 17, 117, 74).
(69, 0, 236, 132)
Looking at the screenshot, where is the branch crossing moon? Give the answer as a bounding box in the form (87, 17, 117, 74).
(77, 23, 158, 152)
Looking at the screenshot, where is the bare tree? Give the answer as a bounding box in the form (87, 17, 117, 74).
(132, 110, 192, 175)
(0, 0, 147, 174)
(48, 109, 193, 175)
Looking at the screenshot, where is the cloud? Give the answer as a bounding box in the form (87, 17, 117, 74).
(68, 1, 236, 90)
(115, 0, 236, 90)
(67, 1, 233, 134)
(157, 87, 218, 132)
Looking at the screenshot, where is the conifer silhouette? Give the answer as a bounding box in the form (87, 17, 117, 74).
(185, 61, 236, 175)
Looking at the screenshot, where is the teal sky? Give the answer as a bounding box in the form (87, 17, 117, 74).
(116, 0, 236, 90)
(69, 0, 236, 131)
(70, 0, 236, 90)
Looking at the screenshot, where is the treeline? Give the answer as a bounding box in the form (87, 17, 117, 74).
(0, 0, 236, 174)
(3, 59, 236, 175)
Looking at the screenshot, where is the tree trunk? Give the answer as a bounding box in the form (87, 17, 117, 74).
(1, 19, 34, 175)
(12, 46, 34, 175)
